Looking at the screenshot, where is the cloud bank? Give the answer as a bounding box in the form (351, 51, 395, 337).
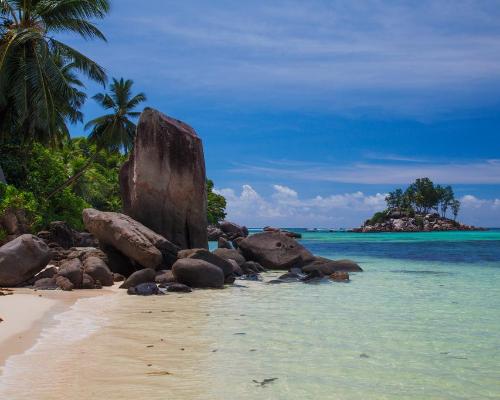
(216, 185, 500, 228)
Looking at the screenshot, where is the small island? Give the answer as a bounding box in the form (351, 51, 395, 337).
(353, 178, 486, 233)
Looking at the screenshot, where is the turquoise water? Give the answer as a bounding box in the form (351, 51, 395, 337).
(203, 230, 500, 399)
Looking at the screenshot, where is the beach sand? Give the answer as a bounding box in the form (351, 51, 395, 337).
(0, 287, 214, 400)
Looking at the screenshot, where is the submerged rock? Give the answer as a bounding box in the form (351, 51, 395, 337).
(330, 271, 350, 282)
(120, 108, 208, 249)
(302, 257, 363, 274)
(166, 283, 192, 293)
(0, 234, 51, 287)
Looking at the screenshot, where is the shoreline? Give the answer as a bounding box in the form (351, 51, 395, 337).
(0, 287, 115, 374)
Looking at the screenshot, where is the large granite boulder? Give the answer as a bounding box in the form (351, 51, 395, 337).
(302, 257, 363, 274)
(0, 234, 51, 286)
(172, 258, 224, 289)
(178, 248, 234, 282)
(83, 208, 179, 269)
(120, 108, 208, 250)
(238, 231, 314, 270)
(57, 258, 83, 288)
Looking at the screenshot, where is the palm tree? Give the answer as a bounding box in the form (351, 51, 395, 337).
(0, 0, 109, 144)
(85, 78, 146, 153)
(47, 77, 146, 198)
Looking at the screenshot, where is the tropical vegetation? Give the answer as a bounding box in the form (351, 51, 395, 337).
(0, 0, 227, 238)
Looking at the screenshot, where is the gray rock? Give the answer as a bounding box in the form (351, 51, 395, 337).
(119, 268, 156, 289)
(219, 221, 248, 240)
(238, 231, 314, 270)
(178, 248, 234, 282)
(241, 261, 266, 274)
(82, 273, 96, 289)
(58, 258, 83, 288)
(128, 282, 160, 296)
(33, 277, 58, 290)
(155, 270, 176, 284)
(0, 234, 51, 287)
(120, 108, 208, 249)
(172, 258, 224, 289)
(83, 208, 179, 269)
(218, 237, 232, 249)
(83, 256, 114, 286)
(302, 257, 363, 274)
(212, 248, 246, 266)
(166, 283, 192, 293)
(55, 275, 74, 291)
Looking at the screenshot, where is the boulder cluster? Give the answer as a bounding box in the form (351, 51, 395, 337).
(0, 212, 362, 293)
(353, 212, 485, 233)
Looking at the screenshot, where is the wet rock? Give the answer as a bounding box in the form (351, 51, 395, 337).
(278, 272, 301, 282)
(302, 257, 363, 274)
(55, 275, 74, 291)
(113, 273, 125, 282)
(237, 273, 262, 281)
(82, 273, 96, 289)
(0, 234, 51, 287)
(228, 259, 243, 276)
(33, 277, 58, 290)
(120, 108, 208, 249)
(330, 271, 350, 282)
(178, 248, 234, 283)
(129, 282, 160, 296)
(300, 270, 324, 283)
(57, 258, 83, 288)
(212, 248, 246, 266)
(238, 232, 314, 270)
(166, 283, 192, 293)
(155, 270, 176, 285)
(120, 268, 156, 289)
(241, 261, 266, 274)
(83, 256, 114, 286)
(172, 258, 224, 289)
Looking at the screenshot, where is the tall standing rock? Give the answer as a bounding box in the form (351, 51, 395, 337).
(120, 108, 208, 249)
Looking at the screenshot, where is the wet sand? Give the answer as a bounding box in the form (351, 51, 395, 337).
(0, 288, 214, 400)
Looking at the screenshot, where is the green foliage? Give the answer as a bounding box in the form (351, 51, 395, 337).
(367, 211, 388, 225)
(85, 78, 146, 153)
(384, 178, 460, 219)
(0, 0, 109, 144)
(0, 182, 40, 229)
(207, 179, 227, 224)
(0, 138, 126, 231)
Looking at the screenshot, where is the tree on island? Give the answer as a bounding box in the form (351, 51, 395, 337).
(384, 178, 460, 219)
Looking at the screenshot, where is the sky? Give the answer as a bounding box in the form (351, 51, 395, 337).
(66, 0, 500, 228)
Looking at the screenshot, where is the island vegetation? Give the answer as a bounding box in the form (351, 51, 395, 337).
(355, 178, 482, 232)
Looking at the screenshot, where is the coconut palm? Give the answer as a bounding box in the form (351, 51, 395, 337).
(47, 77, 146, 198)
(0, 0, 109, 144)
(85, 78, 146, 153)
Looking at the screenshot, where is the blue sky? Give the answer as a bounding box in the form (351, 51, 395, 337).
(67, 0, 500, 227)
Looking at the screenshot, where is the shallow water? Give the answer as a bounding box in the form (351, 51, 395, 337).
(1, 230, 500, 399)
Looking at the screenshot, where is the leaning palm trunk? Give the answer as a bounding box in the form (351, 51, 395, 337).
(46, 152, 98, 199)
(0, 164, 6, 184)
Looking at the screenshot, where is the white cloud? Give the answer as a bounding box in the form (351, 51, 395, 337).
(216, 184, 500, 228)
(216, 184, 388, 227)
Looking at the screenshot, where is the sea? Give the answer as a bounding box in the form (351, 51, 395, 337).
(1, 229, 499, 399)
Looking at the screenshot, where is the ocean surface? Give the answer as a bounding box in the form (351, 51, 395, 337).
(1, 229, 499, 399)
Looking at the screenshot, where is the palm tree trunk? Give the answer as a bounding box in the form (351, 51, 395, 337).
(0, 165, 6, 184)
(46, 152, 98, 199)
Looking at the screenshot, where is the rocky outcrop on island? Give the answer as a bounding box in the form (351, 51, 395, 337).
(353, 211, 485, 233)
(207, 220, 249, 242)
(120, 108, 208, 249)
